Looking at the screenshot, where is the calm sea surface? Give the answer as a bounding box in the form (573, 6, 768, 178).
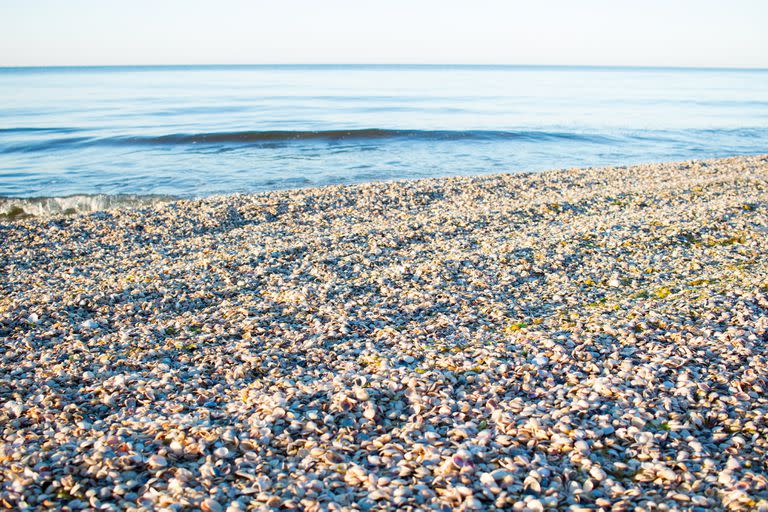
(1, 65, 767, 201)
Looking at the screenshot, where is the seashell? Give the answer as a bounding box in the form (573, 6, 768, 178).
(523, 475, 541, 493)
(81, 319, 99, 329)
(574, 440, 590, 454)
(589, 466, 607, 481)
(201, 498, 223, 512)
(169, 440, 184, 455)
(147, 455, 167, 468)
(354, 387, 370, 401)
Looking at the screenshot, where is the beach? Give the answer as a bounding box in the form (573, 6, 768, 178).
(2, 154, 768, 510)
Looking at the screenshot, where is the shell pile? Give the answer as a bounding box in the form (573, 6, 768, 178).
(2, 155, 768, 511)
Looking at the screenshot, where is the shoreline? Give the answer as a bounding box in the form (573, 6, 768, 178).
(2, 153, 768, 221)
(2, 154, 768, 510)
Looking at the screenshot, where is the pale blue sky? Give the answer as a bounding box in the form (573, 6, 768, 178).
(1, 0, 766, 67)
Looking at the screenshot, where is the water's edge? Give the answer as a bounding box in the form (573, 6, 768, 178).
(0, 194, 175, 220)
(4, 154, 766, 221)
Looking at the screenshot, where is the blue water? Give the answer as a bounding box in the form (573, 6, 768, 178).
(1, 65, 767, 199)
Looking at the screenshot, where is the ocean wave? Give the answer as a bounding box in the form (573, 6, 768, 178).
(0, 194, 174, 219)
(0, 129, 623, 153)
(3, 127, 767, 154)
(128, 129, 622, 144)
(0, 126, 81, 134)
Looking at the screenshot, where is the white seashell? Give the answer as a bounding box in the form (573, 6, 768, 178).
(574, 440, 590, 453)
(658, 468, 678, 481)
(3, 401, 24, 417)
(169, 440, 184, 454)
(523, 475, 541, 493)
(479, 472, 496, 486)
(454, 485, 473, 497)
(81, 319, 99, 329)
(147, 454, 167, 468)
(167, 478, 185, 494)
(589, 466, 607, 481)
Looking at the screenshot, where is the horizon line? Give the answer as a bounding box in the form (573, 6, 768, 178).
(1, 63, 768, 72)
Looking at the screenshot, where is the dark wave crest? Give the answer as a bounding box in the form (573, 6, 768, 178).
(117, 129, 618, 144)
(0, 129, 620, 153)
(0, 126, 80, 134)
(3, 127, 767, 154)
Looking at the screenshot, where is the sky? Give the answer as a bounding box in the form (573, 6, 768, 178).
(0, 0, 766, 68)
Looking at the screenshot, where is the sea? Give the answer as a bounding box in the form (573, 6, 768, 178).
(1, 65, 767, 214)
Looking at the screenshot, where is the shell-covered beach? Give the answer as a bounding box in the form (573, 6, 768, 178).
(2, 155, 768, 511)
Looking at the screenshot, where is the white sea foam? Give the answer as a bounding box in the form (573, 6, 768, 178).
(0, 194, 173, 219)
